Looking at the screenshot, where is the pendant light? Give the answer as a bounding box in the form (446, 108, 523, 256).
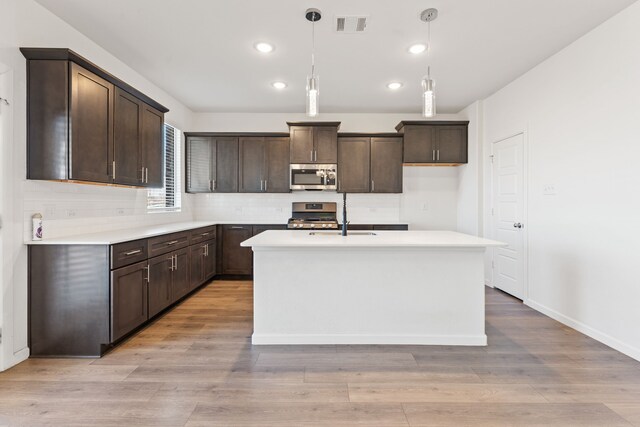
(420, 8, 438, 118)
(305, 8, 321, 117)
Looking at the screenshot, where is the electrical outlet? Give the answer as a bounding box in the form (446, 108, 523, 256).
(116, 208, 125, 215)
(543, 184, 557, 196)
(65, 209, 77, 218)
(44, 204, 56, 218)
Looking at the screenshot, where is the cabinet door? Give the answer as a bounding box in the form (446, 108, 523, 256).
(252, 224, 287, 236)
(265, 137, 290, 193)
(148, 254, 173, 317)
(113, 88, 143, 186)
(290, 126, 314, 163)
(436, 126, 468, 164)
(69, 63, 114, 183)
(314, 127, 338, 163)
(110, 261, 148, 342)
(338, 137, 370, 193)
(171, 247, 190, 302)
(403, 125, 436, 163)
(239, 137, 265, 193)
(214, 137, 239, 192)
(186, 136, 214, 193)
(141, 103, 165, 187)
(222, 225, 253, 275)
(204, 240, 217, 280)
(189, 244, 205, 290)
(371, 137, 403, 193)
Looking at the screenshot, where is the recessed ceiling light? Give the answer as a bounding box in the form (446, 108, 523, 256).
(272, 81, 287, 90)
(254, 42, 275, 53)
(387, 82, 403, 90)
(408, 43, 427, 54)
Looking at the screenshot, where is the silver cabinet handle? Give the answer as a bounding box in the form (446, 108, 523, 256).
(201, 232, 209, 237)
(264, 180, 268, 192)
(371, 180, 375, 192)
(260, 180, 264, 191)
(212, 180, 216, 191)
(310, 150, 314, 162)
(140, 167, 145, 183)
(125, 249, 142, 256)
(174, 254, 178, 270)
(143, 266, 150, 283)
(112, 161, 116, 180)
(167, 240, 179, 246)
(145, 167, 149, 184)
(202, 244, 208, 256)
(314, 150, 317, 162)
(231, 226, 245, 230)
(432, 150, 436, 161)
(437, 150, 440, 161)
(168, 256, 175, 271)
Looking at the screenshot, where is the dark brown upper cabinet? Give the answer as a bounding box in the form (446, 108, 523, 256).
(396, 121, 469, 165)
(185, 136, 238, 193)
(21, 48, 168, 187)
(338, 137, 371, 193)
(337, 135, 403, 193)
(370, 137, 403, 193)
(288, 122, 340, 164)
(239, 137, 291, 193)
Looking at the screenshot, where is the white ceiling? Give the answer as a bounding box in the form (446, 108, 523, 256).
(36, 0, 636, 114)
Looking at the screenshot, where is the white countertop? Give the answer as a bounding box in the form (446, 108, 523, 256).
(241, 230, 506, 249)
(26, 221, 221, 245)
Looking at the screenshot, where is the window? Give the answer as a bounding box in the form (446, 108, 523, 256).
(147, 123, 181, 211)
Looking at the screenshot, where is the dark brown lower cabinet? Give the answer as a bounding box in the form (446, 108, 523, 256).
(221, 225, 254, 275)
(28, 224, 219, 358)
(189, 238, 216, 290)
(148, 253, 173, 318)
(171, 247, 190, 301)
(110, 261, 148, 342)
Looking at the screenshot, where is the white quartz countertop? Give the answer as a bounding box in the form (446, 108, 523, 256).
(26, 221, 221, 245)
(241, 230, 506, 249)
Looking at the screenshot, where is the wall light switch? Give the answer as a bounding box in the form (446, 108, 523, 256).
(543, 184, 557, 196)
(422, 203, 429, 211)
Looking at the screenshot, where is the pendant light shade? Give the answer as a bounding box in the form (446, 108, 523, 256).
(306, 75, 319, 117)
(422, 67, 436, 118)
(305, 8, 321, 117)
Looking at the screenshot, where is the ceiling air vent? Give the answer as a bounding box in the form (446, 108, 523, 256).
(335, 15, 369, 33)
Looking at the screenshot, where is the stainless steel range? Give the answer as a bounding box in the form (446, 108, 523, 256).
(287, 202, 339, 229)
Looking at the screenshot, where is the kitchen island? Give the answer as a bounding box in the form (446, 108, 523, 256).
(241, 230, 505, 346)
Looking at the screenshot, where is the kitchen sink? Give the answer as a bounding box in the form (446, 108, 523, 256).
(308, 231, 377, 236)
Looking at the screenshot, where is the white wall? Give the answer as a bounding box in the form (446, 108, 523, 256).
(191, 112, 462, 230)
(456, 101, 483, 236)
(0, 0, 196, 370)
(482, 1, 640, 360)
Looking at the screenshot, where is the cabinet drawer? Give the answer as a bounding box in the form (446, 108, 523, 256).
(111, 239, 148, 270)
(148, 231, 189, 258)
(189, 226, 217, 245)
(373, 224, 408, 231)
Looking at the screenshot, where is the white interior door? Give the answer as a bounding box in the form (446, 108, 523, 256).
(491, 134, 525, 299)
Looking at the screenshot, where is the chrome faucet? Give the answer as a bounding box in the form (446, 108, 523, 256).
(342, 192, 348, 236)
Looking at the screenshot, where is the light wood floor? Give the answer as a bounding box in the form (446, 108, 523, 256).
(1, 281, 640, 426)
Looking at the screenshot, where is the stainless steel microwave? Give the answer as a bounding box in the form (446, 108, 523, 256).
(290, 164, 337, 191)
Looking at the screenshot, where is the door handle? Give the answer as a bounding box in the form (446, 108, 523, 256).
(143, 266, 150, 284)
(513, 223, 523, 229)
(168, 255, 175, 271)
(310, 150, 314, 162)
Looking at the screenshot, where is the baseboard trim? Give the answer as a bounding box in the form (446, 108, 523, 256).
(252, 334, 487, 346)
(526, 299, 640, 362)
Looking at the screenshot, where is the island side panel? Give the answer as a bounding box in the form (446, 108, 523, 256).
(252, 247, 486, 345)
(29, 245, 111, 357)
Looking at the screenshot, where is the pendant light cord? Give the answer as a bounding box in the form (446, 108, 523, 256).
(311, 17, 316, 77)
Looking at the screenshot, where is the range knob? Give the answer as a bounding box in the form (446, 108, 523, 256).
(322, 224, 327, 228)
(310, 224, 315, 228)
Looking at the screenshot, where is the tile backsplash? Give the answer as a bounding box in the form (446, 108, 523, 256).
(22, 180, 193, 241)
